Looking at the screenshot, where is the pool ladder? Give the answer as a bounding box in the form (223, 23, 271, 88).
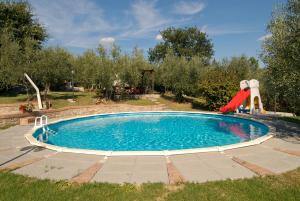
(34, 115, 48, 128)
(34, 115, 56, 142)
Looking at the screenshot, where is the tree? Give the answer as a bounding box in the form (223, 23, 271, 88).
(0, 30, 41, 91)
(32, 47, 73, 101)
(156, 49, 200, 101)
(0, 1, 47, 49)
(149, 27, 213, 63)
(261, 0, 300, 114)
(0, 31, 21, 90)
(0, 1, 47, 91)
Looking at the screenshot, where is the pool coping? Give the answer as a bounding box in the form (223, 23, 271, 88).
(24, 111, 275, 156)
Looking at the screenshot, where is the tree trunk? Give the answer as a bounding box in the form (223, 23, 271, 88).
(44, 83, 50, 103)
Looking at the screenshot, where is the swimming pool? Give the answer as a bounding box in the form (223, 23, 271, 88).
(30, 112, 270, 154)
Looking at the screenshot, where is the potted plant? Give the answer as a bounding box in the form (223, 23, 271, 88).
(19, 105, 26, 113)
(19, 103, 34, 113)
(25, 103, 34, 112)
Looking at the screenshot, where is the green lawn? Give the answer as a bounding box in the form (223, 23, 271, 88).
(0, 93, 28, 104)
(125, 99, 157, 106)
(0, 91, 96, 109)
(158, 96, 204, 111)
(0, 92, 207, 111)
(0, 168, 299, 201)
(279, 116, 300, 125)
(47, 91, 96, 109)
(0, 124, 16, 130)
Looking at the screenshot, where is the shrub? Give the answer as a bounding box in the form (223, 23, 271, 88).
(199, 83, 237, 111)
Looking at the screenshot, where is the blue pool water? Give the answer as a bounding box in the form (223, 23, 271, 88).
(33, 112, 269, 151)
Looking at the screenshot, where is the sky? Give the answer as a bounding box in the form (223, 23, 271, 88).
(28, 0, 284, 62)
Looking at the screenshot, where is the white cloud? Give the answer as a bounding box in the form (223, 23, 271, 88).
(28, 0, 200, 47)
(174, 1, 205, 15)
(120, 0, 170, 38)
(155, 34, 163, 40)
(29, 0, 115, 48)
(201, 25, 258, 36)
(258, 33, 272, 41)
(132, 0, 168, 29)
(200, 25, 208, 32)
(99, 37, 115, 48)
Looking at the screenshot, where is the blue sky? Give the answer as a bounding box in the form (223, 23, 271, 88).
(29, 0, 283, 62)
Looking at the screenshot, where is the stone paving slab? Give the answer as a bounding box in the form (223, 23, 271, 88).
(71, 161, 104, 183)
(196, 152, 256, 179)
(170, 154, 222, 182)
(170, 153, 255, 183)
(0, 125, 32, 148)
(0, 148, 34, 166)
(225, 144, 300, 173)
(14, 152, 104, 180)
(232, 157, 274, 176)
(262, 138, 300, 151)
(0, 146, 56, 168)
(92, 156, 168, 184)
(0, 125, 32, 137)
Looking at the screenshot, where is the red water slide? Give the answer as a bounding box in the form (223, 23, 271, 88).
(220, 89, 250, 113)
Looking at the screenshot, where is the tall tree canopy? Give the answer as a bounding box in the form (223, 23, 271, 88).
(261, 0, 300, 114)
(0, 1, 47, 91)
(148, 27, 213, 63)
(0, 1, 47, 48)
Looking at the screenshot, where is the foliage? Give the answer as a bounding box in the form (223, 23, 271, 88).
(74, 45, 150, 100)
(0, 31, 22, 90)
(0, 1, 46, 91)
(156, 54, 262, 109)
(0, 1, 47, 49)
(29, 47, 73, 101)
(155, 51, 201, 102)
(197, 56, 262, 110)
(261, 0, 300, 115)
(199, 82, 237, 111)
(18, 102, 34, 113)
(149, 27, 213, 63)
(279, 116, 300, 125)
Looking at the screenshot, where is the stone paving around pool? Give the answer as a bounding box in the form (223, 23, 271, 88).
(0, 116, 300, 184)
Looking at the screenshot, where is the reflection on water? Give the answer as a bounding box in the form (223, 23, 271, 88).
(218, 121, 263, 141)
(218, 121, 249, 140)
(249, 124, 262, 140)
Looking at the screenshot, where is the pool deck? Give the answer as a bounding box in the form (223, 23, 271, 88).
(0, 115, 299, 184)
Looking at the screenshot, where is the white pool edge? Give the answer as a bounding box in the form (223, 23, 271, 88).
(24, 111, 275, 156)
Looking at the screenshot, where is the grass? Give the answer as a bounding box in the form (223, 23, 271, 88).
(0, 93, 28, 104)
(0, 91, 96, 109)
(158, 97, 196, 111)
(47, 91, 96, 109)
(158, 95, 205, 111)
(125, 99, 157, 106)
(0, 123, 16, 130)
(166, 168, 300, 201)
(279, 116, 300, 125)
(0, 91, 207, 111)
(0, 168, 299, 201)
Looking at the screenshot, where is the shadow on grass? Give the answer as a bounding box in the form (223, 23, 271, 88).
(161, 94, 209, 111)
(47, 94, 84, 100)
